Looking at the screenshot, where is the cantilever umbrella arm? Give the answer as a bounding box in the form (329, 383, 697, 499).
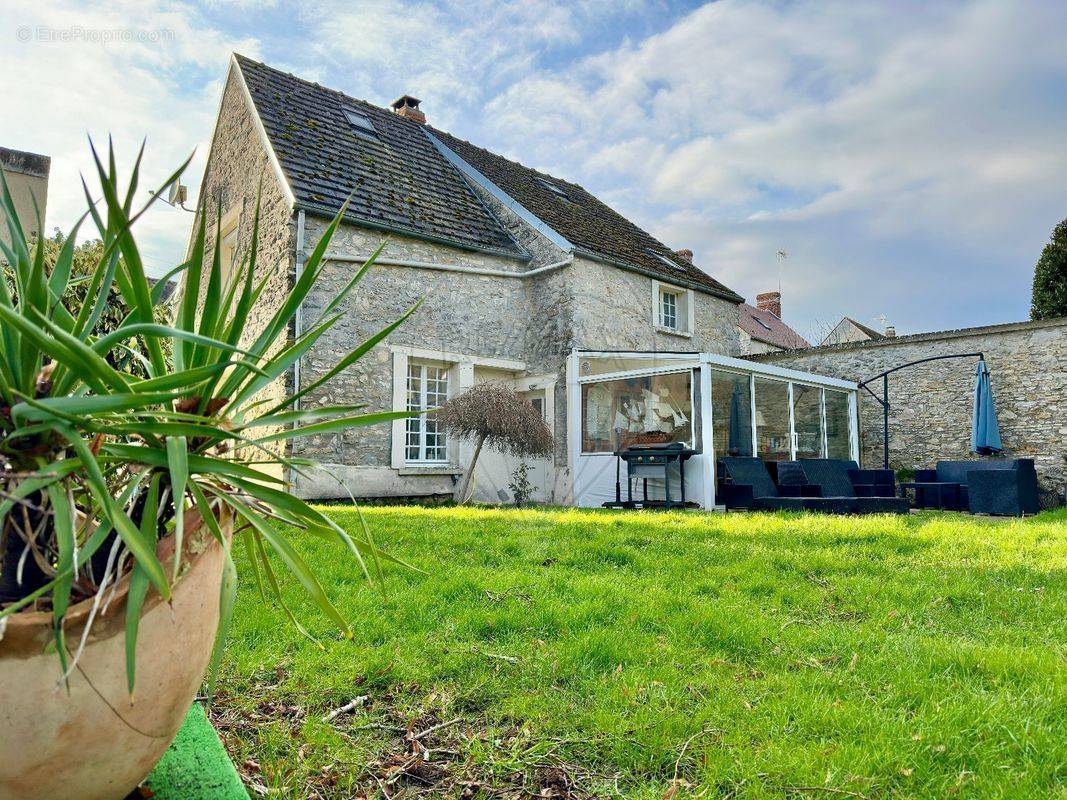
(857, 352, 985, 469)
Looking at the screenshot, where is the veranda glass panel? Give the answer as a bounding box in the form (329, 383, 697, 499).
(792, 383, 824, 459)
(824, 389, 852, 459)
(754, 377, 790, 461)
(581, 371, 693, 453)
(710, 370, 752, 457)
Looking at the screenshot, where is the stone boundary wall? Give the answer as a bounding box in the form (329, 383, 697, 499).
(750, 317, 1067, 507)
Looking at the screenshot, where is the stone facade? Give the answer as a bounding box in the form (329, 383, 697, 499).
(570, 256, 740, 356)
(192, 67, 295, 470)
(752, 318, 1067, 506)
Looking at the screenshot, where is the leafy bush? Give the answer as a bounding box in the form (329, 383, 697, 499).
(509, 460, 533, 506)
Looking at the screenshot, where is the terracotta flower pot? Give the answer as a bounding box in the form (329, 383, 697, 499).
(0, 505, 232, 800)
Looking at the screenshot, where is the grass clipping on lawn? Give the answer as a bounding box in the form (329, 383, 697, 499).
(210, 506, 1067, 799)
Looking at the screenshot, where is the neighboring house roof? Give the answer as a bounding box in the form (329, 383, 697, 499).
(0, 147, 50, 179)
(842, 316, 885, 340)
(231, 55, 742, 302)
(428, 128, 742, 302)
(820, 316, 886, 346)
(234, 55, 524, 259)
(739, 302, 810, 350)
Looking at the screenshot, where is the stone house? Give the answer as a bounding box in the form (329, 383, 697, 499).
(194, 54, 804, 504)
(737, 291, 810, 355)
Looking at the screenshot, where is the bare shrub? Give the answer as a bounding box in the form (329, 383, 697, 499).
(436, 383, 553, 502)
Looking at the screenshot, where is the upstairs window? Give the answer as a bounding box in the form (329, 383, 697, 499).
(342, 107, 378, 140)
(660, 289, 678, 329)
(652, 280, 693, 335)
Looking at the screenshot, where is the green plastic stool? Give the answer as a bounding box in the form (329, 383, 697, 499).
(142, 704, 248, 799)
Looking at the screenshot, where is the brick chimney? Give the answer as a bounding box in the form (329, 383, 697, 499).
(390, 95, 425, 124)
(675, 248, 693, 263)
(885, 325, 896, 338)
(756, 291, 782, 318)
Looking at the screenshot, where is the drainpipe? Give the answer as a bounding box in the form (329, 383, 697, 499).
(293, 210, 305, 410)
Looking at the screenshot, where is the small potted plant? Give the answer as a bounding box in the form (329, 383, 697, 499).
(0, 145, 415, 800)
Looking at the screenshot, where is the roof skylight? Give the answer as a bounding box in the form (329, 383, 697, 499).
(752, 315, 774, 331)
(536, 177, 568, 198)
(342, 107, 378, 139)
(646, 249, 684, 271)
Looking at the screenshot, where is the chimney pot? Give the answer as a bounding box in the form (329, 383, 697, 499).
(885, 325, 896, 338)
(756, 291, 782, 319)
(675, 248, 693, 263)
(390, 94, 426, 124)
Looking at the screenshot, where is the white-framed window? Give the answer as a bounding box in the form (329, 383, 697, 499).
(659, 289, 678, 329)
(652, 280, 693, 335)
(405, 362, 449, 463)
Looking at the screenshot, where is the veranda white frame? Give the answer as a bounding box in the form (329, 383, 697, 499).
(566, 349, 860, 509)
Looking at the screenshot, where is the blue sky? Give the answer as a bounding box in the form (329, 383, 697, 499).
(2, 0, 1066, 343)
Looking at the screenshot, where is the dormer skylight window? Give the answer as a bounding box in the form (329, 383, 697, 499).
(646, 249, 684, 271)
(343, 107, 378, 139)
(537, 177, 569, 199)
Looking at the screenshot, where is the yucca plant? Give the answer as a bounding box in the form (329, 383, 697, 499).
(0, 142, 416, 693)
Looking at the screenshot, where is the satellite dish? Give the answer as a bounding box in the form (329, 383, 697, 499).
(167, 180, 188, 207)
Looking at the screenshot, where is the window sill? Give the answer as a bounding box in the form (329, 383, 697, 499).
(398, 465, 462, 476)
(655, 325, 692, 339)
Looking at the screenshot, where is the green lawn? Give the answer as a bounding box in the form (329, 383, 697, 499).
(212, 506, 1067, 799)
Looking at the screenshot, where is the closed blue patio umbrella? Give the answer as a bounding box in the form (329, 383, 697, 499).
(972, 358, 1002, 455)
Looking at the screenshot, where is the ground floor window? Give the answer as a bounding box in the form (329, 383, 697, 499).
(405, 363, 449, 462)
(582, 371, 692, 453)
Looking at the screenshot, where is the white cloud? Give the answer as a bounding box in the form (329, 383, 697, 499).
(0, 0, 256, 274)
(471, 0, 1067, 332)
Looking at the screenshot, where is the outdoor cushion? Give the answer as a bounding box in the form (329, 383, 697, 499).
(795, 459, 858, 498)
(848, 467, 896, 497)
(720, 457, 780, 500)
(935, 459, 1019, 484)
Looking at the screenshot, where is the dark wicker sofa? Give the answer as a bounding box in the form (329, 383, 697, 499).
(778, 459, 910, 514)
(718, 457, 807, 511)
(719, 457, 906, 514)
